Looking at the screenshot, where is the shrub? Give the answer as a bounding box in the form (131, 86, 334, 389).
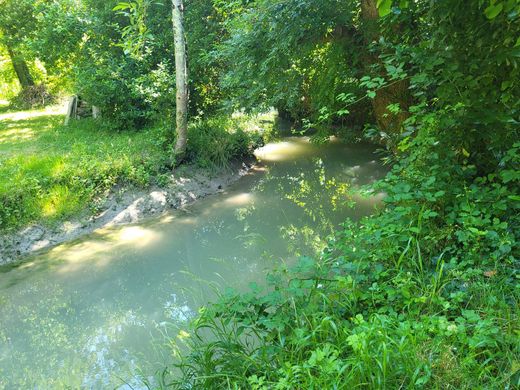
(186, 116, 262, 170)
(166, 122, 519, 389)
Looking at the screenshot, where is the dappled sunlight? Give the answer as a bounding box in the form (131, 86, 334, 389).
(0, 105, 64, 123)
(0, 126, 36, 144)
(0, 107, 66, 155)
(116, 226, 159, 245)
(43, 225, 162, 274)
(0, 133, 387, 387)
(224, 192, 255, 206)
(158, 215, 176, 224)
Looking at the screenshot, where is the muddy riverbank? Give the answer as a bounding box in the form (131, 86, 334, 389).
(0, 159, 255, 266)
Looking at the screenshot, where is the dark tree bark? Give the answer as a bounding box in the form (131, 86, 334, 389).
(6, 45, 34, 89)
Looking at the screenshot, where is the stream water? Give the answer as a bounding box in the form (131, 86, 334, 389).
(0, 137, 386, 389)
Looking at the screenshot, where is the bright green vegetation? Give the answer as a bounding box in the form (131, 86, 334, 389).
(166, 1, 519, 389)
(0, 0, 519, 388)
(0, 106, 166, 229)
(172, 137, 519, 389)
(0, 105, 261, 231)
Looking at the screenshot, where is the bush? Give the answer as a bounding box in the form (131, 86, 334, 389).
(186, 116, 262, 170)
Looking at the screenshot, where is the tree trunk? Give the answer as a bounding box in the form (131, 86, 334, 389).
(172, 0, 189, 162)
(360, 0, 410, 137)
(6, 45, 34, 89)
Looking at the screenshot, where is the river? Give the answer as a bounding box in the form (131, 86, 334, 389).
(0, 137, 386, 388)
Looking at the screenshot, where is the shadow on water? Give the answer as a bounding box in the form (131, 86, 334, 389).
(0, 136, 388, 389)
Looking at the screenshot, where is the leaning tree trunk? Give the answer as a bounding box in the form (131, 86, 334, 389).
(6, 45, 34, 89)
(172, 0, 189, 162)
(360, 0, 410, 137)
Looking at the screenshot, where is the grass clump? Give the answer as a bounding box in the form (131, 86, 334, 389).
(186, 115, 264, 170)
(164, 126, 519, 389)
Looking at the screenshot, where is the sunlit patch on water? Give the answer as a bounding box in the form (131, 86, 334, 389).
(224, 192, 254, 206)
(35, 226, 163, 274)
(254, 137, 315, 162)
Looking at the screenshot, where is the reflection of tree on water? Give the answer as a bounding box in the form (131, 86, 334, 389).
(0, 280, 158, 389)
(233, 153, 362, 258)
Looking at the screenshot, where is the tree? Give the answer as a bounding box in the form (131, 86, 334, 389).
(172, 0, 188, 162)
(0, 0, 36, 90)
(360, 0, 410, 137)
(5, 45, 34, 89)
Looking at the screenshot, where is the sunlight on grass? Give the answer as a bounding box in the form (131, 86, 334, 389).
(0, 127, 36, 143)
(0, 106, 169, 231)
(40, 185, 82, 218)
(0, 104, 65, 123)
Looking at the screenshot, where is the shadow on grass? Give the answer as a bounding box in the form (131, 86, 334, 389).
(0, 104, 13, 115)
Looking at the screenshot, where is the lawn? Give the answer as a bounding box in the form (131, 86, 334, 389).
(0, 102, 170, 231)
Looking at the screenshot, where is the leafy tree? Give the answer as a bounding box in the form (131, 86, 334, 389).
(0, 0, 37, 89)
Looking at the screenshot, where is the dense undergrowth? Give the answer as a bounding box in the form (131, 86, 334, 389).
(153, 1, 520, 388)
(165, 124, 519, 389)
(0, 106, 263, 232)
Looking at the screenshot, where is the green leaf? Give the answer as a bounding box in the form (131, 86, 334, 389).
(378, 0, 393, 17)
(484, 2, 504, 19)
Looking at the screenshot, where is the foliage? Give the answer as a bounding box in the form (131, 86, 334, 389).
(0, 106, 267, 231)
(0, 0, 518, 386)
(162, 1, 520, 389)
(186, 115, 263, 170)
(167, 125, 519, 390)
(214, 0, 369, 124)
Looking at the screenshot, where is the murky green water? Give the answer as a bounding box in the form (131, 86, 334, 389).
(0, 137, 386, 389)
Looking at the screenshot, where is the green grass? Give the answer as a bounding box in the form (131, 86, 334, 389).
(0, 105, 171, 231)
(0, 105, 266, 232)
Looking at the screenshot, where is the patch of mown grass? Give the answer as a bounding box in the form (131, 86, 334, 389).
(0, 106, 170, 231)
(0, 106, 265, 232)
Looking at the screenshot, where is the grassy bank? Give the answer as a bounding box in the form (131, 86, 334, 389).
(0, 103, 264, 232)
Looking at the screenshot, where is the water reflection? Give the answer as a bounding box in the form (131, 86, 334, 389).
(0, 137, 387, 388)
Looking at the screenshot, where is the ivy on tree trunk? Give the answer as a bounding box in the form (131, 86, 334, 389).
(6, 45, 34, 89)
